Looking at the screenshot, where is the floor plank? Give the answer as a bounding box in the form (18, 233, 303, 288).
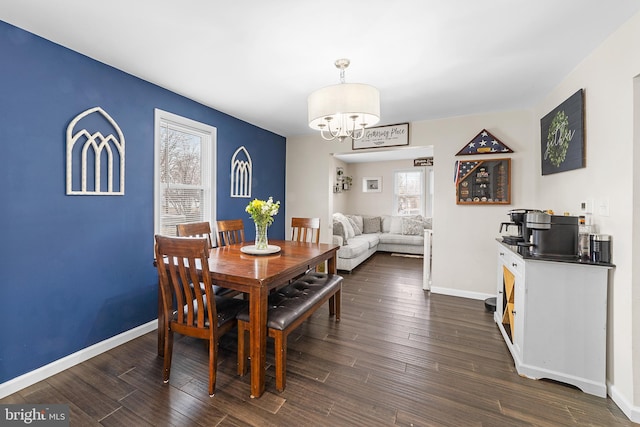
(1, 252, 634, 426)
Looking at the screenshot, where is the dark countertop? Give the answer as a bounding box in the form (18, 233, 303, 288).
(497, 239, 615, 268)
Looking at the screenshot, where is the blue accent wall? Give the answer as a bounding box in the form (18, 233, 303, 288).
(0, 20, 286, 384)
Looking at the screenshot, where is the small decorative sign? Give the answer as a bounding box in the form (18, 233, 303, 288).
(414, 157, 433, 167)
(352, 123, 409, 150)
(456, 129, 513, 156)
(540, 89, 585, 175)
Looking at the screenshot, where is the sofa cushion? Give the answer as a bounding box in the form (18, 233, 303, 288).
(378, 233, 424, 246)
(362, 216, 381, 234)
(337, 237, 370, 259)
(357, 233, 380, 249)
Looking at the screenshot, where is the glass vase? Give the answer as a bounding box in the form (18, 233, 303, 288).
(255, 222, 269, 250)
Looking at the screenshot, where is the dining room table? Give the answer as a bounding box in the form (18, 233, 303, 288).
(156, 239, 339, 398)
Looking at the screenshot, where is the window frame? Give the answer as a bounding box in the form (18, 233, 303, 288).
(153, 108, 216, 240)
(393, 169, 426, 217)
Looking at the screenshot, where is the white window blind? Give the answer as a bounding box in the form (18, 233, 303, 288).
(154, 109, 216, 237)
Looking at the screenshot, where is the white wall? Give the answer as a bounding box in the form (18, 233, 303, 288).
(345, 160, 429, 216)
(531, 11, 640, 418)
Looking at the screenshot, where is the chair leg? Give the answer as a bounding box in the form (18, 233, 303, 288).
(163, 329, 174, 384)
(208, 337, 217, 397)
(273, 331, 287, 392)
(237, 320, 249, 376)
(329, 295, 335, 316)
(335, 289, 341, 321)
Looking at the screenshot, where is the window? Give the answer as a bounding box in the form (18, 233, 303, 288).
(393, 169, 425, 216)
(154, 109, 216, 238)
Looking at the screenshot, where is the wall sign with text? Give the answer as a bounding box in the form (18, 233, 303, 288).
(540, 89, 585, 175)
(352, 123, 409, 150)
(414, 157, 433, 167)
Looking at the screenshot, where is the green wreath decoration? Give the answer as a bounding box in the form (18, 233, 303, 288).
(544, 110, 570, 167)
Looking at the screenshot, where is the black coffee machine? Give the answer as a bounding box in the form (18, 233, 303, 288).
(500, 209, 535, 245)
(524, 211, 579, 258)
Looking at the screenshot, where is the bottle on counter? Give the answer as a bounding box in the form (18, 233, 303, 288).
(578, 215, 597, 260)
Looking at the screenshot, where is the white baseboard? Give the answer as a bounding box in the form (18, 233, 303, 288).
(430, 286, 494, 301)
(609, 382, 640, 423)
(0, 320, 157, 399)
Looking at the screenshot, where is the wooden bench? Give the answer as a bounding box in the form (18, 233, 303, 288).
(236, 272, 343, 392)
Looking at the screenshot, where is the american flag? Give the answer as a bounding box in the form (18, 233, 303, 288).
(454, 161, 479, 183)
(456, 129, 513, 156)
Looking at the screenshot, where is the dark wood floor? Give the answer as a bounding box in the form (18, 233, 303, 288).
(2, 253, 634, 426)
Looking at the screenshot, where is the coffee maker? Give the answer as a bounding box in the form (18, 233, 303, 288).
(500, 209, 534, 245)
(524, 211, 579, 258)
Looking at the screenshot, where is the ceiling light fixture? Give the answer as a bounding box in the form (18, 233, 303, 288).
(307, 59, 380, 141)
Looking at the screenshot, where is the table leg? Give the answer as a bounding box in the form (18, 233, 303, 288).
(249, 285, 268, 398)
(328, 252, 337, 274)
(327, 253, 338, 316)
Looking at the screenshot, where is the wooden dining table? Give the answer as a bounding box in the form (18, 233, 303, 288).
(157, 239, 339, 398)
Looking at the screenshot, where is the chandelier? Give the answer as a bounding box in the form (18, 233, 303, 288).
(307, 59, 380, 141)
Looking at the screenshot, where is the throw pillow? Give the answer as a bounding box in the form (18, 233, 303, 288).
(381, 215, 392, 233)
(347, 215, 362, 235)
(402, 216, 425, 235)
(389, 216, 403, 234)
(422, 216, 433, 230)
(362, 216, 381, 234)
(332, 220, 347, 243)
(333, 212, 355, 240)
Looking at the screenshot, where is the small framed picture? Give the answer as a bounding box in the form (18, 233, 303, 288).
(362, 177, 382, 193)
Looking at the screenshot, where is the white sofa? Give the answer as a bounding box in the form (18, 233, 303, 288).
(332, 213, 432, 272)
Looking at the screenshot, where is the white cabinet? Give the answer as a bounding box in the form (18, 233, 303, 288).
(495, 242, 611, 397)
(495, 245, 524, 362)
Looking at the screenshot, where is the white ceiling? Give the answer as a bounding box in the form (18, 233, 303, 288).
(2, 1, 639, 140)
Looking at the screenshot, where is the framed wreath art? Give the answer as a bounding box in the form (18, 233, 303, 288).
(540, 89, 585, 175)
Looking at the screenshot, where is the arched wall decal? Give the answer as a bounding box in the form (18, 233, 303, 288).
(231, 146, 252, 198)
(66, 106, 125, 195)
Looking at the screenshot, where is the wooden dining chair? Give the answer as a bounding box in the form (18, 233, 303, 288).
(154, 235, 247, 397)
(176, 221, 214, 248)
(177, 221, 239, 297)
(216, 219, 245, 246)
(291, 217, 321, 243)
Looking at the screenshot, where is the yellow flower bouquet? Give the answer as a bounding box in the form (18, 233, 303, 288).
(245, 197, 280, 249)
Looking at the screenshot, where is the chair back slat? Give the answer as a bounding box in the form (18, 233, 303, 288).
(216, 219, 245, 246)
(291, 217, 320, 243)
(176, 222, 214, 249)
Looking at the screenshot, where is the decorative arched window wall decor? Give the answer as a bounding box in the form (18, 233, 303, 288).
(66, 106, 125, 195)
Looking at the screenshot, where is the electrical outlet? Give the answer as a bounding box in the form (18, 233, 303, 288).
(597, 199, 610, 217)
